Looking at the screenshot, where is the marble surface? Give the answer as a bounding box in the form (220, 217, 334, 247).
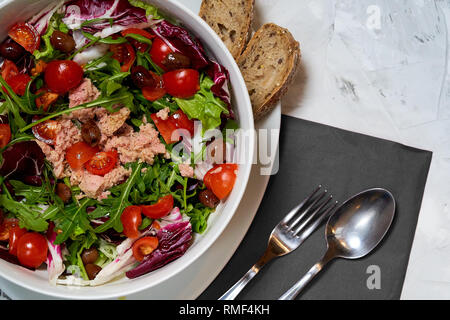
(0, 0, 449, 299)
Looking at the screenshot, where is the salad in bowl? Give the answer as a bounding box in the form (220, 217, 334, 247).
(0, 0, 245, 288)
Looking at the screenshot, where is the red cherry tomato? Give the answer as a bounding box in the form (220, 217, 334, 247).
(1, 60, 19, 81)
(44, 60, 83, 94)
(6, 73, 31, 96)
(149, 37, 173, 70)
(110, 43, 136, 72)
(9, 226, 27, 256)
(132, 236, 158, 262)
(66, 142, 99, 170)
(84, 150, 118, 176)
(120, 205, 142, 239)
(0, 123, 11, 148)
(150, 109, 194, 144)
(140, 194, 174, 219)
(32, 119, 59, 145)
(8, 23, 40, 53)
(162, 69, 200, 98)
(203, 164, 238, 200)
(16, 232, 48, 268)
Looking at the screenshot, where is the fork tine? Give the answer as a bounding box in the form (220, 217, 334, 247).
(294, 199, 338, 237)
(285, 189, 328, 231)
(289, 194, 332, 233)
(280, 185, 322, 225)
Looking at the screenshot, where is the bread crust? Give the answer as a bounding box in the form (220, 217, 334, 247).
(237, 23, 301, 120)
(199, 0, 255, 59)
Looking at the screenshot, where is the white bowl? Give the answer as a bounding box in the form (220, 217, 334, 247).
(0, 0, 255, 299)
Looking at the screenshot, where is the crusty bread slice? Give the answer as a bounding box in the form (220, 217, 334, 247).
(199, 0, 255, 59)
(237, 23, 301, 120)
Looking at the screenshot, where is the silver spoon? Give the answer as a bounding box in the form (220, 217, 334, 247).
(279, 188, 395, 300)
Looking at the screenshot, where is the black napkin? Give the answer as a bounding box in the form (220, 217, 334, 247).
(198, 115, 432, 300)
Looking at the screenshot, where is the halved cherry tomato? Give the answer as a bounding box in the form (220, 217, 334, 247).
(110, 43, 136, 72)
(32, 119, 59, 145)
(142, 71, 166, 101)
(0, 218, 18, 241)
(203, 163, 238, 200)
(44, 60, 84, 94)
(132, 236, 158, 262)
(66, 141, 99, 170)
(140, 194, 174, 219)
(162, 69, 200, 98)
(150, 109, 194, 144)
(0, 123, 11, 148)
(1, 60, 19, 81)
(8, 23, 40, 53)
(7, 73, 31, 95)
(16, 232, 48, 268)
(121, 205, 142, 239)
(84, 149, 118, 176)
(35, 88, 59, 111)
(9, 226, 27, 256)
(149, 37, 173, 70)
(121, 28, 155, 53)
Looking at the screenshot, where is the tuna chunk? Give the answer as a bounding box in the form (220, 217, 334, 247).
(36, 119, 82, 178)
(67, 78, 101, 122)
(104, 123, 169, 164)
(97, 107, 131, 137)
(179, 163, 194, 178)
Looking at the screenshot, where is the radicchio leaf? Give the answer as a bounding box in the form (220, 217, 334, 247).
(125, 221, 192, 279)
(0, 141, 45, 180)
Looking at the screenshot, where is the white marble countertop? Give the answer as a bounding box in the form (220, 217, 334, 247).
(0, 0, 449, 300)
(254, 0, 449, 299)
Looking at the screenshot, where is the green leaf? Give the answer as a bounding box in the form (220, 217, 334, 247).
(94, 162, 144, 233)
(129, 0, 162, 19)
(54, 198, 93, 245)
(0, 195, 48, 232)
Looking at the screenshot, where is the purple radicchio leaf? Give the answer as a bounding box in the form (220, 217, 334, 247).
(0, 141, 45, 180)
(125, 221, 192, 279)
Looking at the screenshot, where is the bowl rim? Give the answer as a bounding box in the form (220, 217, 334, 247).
(0, 0, 255, 299)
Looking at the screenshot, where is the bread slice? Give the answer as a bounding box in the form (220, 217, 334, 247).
(237, 23, 301, 120)
(199, 0, 255, 59)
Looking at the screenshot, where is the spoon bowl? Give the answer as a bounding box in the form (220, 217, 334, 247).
(279, 188, 396, 300)
(327, 188, 395, 259)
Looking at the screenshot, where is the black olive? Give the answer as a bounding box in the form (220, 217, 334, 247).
(0, 40, 24, 61)
(50, 31, 76, 53)
(131, 65, 156, 89)
(56, 183, 72, 204)
(81, 120, 101, 147)
(198, 189, 220, 208)
(85, 263, 102, 280)
(161, 52, 191, 71)
(81, 247, 99, 265)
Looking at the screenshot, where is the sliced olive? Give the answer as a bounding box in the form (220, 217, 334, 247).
(81, 120, 101, 147)
(81, 247, 99, 265)
(161, 52, 191, 71)
(198, 189, 220, 208)
(50, 30, 76, 53)
(56, 182, 72, 204)
(85, 263, 102, 280)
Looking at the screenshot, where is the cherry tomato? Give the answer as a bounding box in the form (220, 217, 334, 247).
(32, 119, 59, 145)
(35, 88, 59, 111)
(132, 236, 158, 262)
(16, 232, 48, 268)
(7, 73, 31, 95)
(9, 226, 27, 256)
(110, 43, 136, 72)
(142, 71, 166, 101)
(0, 218, 18, 241)
(0, 123, 11, 148)
(203, 163, 238, 200)
(162, 69, 200, 98)
(150, 37, 173, 70)
(84, 149, 118, 176)
(1, 60, 19, 81)
(8, 23, 40, 53)
(150, 109, 194, 144)
(140, 194, 174, 219)
(65, 141, 99, 170)
(121, 205, 142, 239)
(44, 60, 83, 94)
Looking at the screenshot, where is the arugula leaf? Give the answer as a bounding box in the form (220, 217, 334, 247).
(94, 162, 143, 233)
(0, 195, 48, 232)
(174, 75, 229, 133)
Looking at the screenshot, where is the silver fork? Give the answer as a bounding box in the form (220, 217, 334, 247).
(218, 185, 338, 300)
